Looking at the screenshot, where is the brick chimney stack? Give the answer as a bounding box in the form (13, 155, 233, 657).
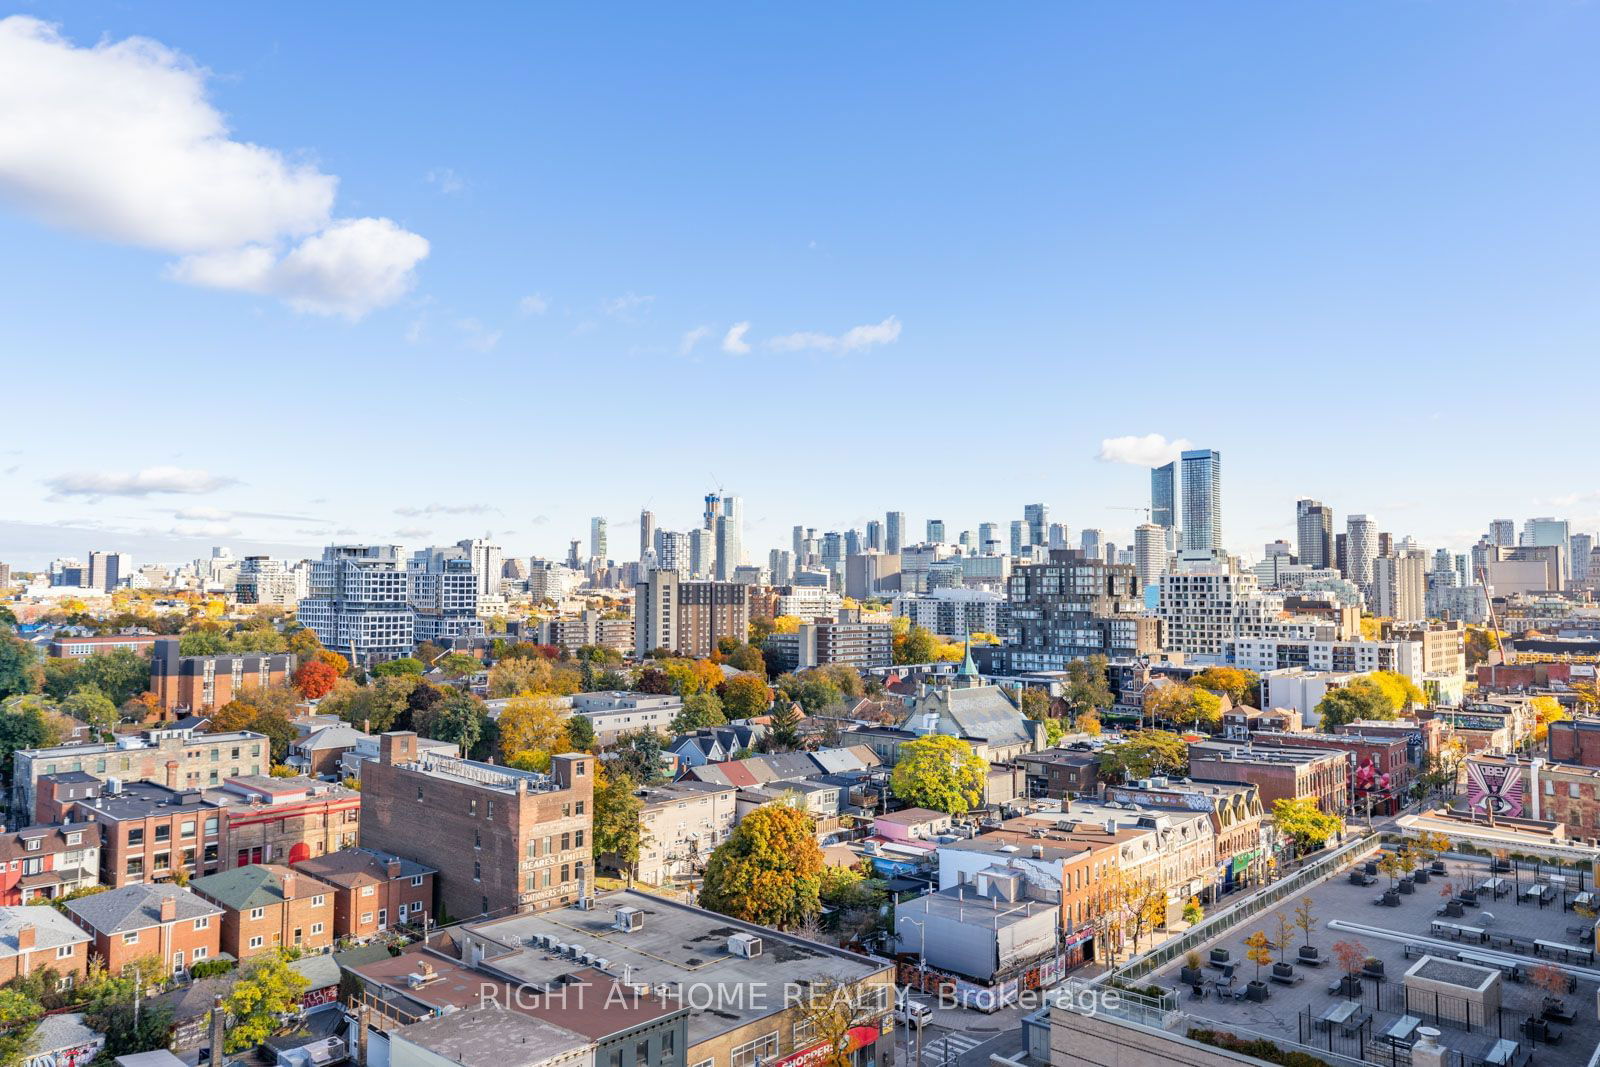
(378, 732, 418, 766)
(15, 923, 35, 950)
(159, 893, 177, 923)
(209, 995, 227, 1067)
(386, 858, 402, 880)
(281, 871, 297, 899)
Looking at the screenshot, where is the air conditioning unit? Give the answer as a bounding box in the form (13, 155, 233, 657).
(727, 933, 762, 958)
(614, 906, 644, 932)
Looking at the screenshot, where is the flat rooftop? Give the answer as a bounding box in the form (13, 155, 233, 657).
(463, 889, 890, 1046)
(403, 753, 558, 795)
(900, 885, 1055, 927)
(391, 1004, 588, 1067)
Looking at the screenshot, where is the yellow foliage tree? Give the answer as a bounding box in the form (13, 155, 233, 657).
(1530, 695, 1569, 742)
(497, 695, 570, 765)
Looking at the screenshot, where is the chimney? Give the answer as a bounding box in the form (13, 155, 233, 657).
(15, 923, 35, 951)
(379, 732, 418, 766)
(281, 871, 297, 899)
(386, 858, 402, 880)
(166, 761, 179, 788)
(209, 995, 227, 1067)
(357, 1005, 370, 1066)
(159, 893, 177, 923)
(363, 718, 371, 735)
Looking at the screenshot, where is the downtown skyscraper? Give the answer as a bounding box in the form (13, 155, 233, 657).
(1295, 499, 1334, 570)
(1151, 461, 1176, 529)
(1179, 449, 1222, 555)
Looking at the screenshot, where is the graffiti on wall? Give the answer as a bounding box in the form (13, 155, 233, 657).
(1465, 761, 1525, 819)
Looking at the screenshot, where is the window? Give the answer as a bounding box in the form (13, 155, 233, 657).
(636, 1040, 649, 1065)
(248, 936, 264, 949)
(181, 821, 196, 839)
(475, 830, 482, 850)
(730, 1034, 778, 1067)
(193, 947, 207, 961)
(361, 885, 374, 896)
(560, 832, 570, 851)
(312, 895, 325, 907)
(417, 786, 425, 803)
(122, 931, 139, 945)
(575, 830, 585, 848)
(55, 975, 73, 992)
(663, 1033, 675, 1057)
(473, 861, 481, 881)
(250, 908, 265, 920)
(575, 800, 585, 815)
(154, 825, 171, 843)
(127, 828, 145, 846)
(55, 945, 73, 959)
(410, 875, 424, 887)
(205, 816, 219, 836)
(66, 832, 82, 846)
(24, 839, 38, 852)
(311, 923, 324, 935)
(361, 913, 372, 924)
(193, 917, 210, 930)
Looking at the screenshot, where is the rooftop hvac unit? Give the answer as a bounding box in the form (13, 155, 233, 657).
(593, 957, 610, 972)
(614, 906, 644, 932)
(727, 933, 762, 958)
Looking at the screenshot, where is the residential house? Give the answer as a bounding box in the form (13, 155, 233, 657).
(189, 864, 335, 960)
(0, 906, 92, 986)
(0, 823, 99, 905)
(293, 848, 435, 939)
(64, 884, 222, 975)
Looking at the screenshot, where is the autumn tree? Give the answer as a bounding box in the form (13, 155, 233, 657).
(1530, 695, 1569, 743)
(1146, 684, 1223, 730)
(1190, 666, 1259, 708)
(1096, 729, 1189, 783)
(219, 951, 309, 1051)
(889, 734, 986, 814)
(787, 977, 881, 1067)
(722, 674, 772, 719)
(1272, 797, 1344, 855)
(1243, 930, 1273, 984)
(497, 695, 570, 765)
(672, 691, 726, 733)
(1062, 656, 1114, 719)
(592, 765, 646, 880)
(699, 801, 824, 929)
(893, 624, 937, 666)
(1293, 896, 1317, 948)
(293, 660, 338, 700)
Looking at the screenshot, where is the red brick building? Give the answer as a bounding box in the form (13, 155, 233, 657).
(0, 823, 100, 905)
(190, 864, 335, 960)
(294, 848, 435, 938)
(0, 906, 92, 985)
(1249, 731, 1412, 815)
(359, 733, 593, 920)
(48, 634, 158, 659)
(64, 883, 222, 975)
(150, 637, 296, 713)
(1188, 741, 1350, 815)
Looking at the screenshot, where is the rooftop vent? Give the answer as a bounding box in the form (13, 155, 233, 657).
(727, 932, 763, 958)
(614, 906, 643, 932)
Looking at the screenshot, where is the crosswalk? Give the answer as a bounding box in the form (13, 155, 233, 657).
(918, 1031, 984, 1065)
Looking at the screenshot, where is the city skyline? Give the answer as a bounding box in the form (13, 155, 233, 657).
(4, 6, 1600, 564)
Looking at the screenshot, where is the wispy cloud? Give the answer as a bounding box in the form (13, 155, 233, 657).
(46, 466, 238, 498)
(1096, 434, 1194, 467)
(602, 291, 654, 318)
(680, 325, 712, 355)
(425, 167, 466, 195)
(0, 17, 428, 319)
(765, 315, 902, 354)
(518, 293, 548, 316)
(394, 503, 497, 517)
(394, 526, 432, 539)
(722, 322, 751, 354)
(456, 317, 502, 352)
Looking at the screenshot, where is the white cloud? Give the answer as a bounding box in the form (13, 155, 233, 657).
(46, 465, 237, 498)
(395, 503, 496, 517)
(425, 167, 465, 195)
(0, 17, 428, 318)
(765, 315, 902, 354)
(1095, 433, 1194, 467)
(722, 322, 752, 354)
(602, 291, 654, 317)
(679, 325, 712, 355)
(174, 505, 230, 521)
(518, 293, 548, 316)
(170, 519, 241, 538)
(394, 526, 432, 539)
(455, 317, 502, 352)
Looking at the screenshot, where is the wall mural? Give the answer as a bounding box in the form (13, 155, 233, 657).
(1465, 761, 1526, 819)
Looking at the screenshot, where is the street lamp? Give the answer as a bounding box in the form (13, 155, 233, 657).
(900, 916, 929, 1067)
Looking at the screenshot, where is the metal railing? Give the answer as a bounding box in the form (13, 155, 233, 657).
(1111, 833, 1379, 982)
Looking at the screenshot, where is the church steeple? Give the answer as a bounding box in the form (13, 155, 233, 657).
(956, 633, 979, 686)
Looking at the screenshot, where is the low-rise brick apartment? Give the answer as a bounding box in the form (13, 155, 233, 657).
(11, 724, 269, 825)
(47, 633, 159, 658)
(0, 906, 92, 986)
(292, 848, 434, 938)
(64, 883, 222, 975)
(1248, 729, 1412, 814)
(149, 636, 296, 714)
(1188, 740, 1350, 815)
(359, 732, 593, 920)
(0, 822, 100, 905)
(190, 864, 335, 960)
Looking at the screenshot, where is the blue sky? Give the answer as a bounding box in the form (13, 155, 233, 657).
(2, 3, 1599, 568)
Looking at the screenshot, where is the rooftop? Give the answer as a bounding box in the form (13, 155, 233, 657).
(399, 752, 561, 795)
(0, 906, 92, 956)
(20, 729, 266, 761)
(65, 883, 222, 934)
(391, 1004, 589, 1067)
(292, 847, 434, 887)
(898, 883, 1056, 927)
(874, 807, 949, 825)
(462, 889, 889, 1046)
(190, 864, 321, 911)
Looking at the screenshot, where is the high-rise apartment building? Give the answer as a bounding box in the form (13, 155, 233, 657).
(235, 556, 299, 607)
(1150, 461, 1177, 532)
(926, 519, 946, 543)
(885, 512, 906, 555)
(1295, 500, 1334, 570)
(1009, 520, 1026, 557)
(86, 551, 130, 592)
(653, 530, 689, 576)
(1079, 528, 1103, 561)
(298, 545, 414, 664)
(408, 547, 484, 643)
(639, 510, 655, 561)
(977, 549, 1159, 673)
(589, 517, 608, 562)
(978, 522, 999, 553)
(1047, 523, 1070, 550)
(1133, 523, 1166, 584)
(1371, 549, 1427, 623)
(1522, 517, 1571, 582)
(1024, 504, 1049, 547)
(1345, 515, 1379, 596)
(768, 548, 794, 585)
(453, 539, 502, 598)
(688, 528, 716, 579)
(865, 520, 883, 552)
(632, 571, 750, 658)
(1488, 520, 1515, 547)
(1572, 533, 1594, 584)
(1179, 449, 1222, 555)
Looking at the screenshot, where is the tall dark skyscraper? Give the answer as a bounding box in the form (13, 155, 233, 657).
(885, 511, 905, 554)
(1151, 462, 1176, 529)
(1295, 499, 1334, 570)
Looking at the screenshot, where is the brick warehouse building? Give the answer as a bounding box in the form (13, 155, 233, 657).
(359, 732, 593, 920)
(1248, 730, 1413, 815)
(149, 636, 296, 714)
(1187, 741, 1350, 815)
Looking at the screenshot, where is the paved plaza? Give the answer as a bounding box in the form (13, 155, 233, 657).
(1148, 853, 1600, 1066)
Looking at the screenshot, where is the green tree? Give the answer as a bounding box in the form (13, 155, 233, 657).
(893, 624, 937, 665)
(438, 653, 481, 679)
(699, 801, 824, 929)
(592, 766, 645, 880)
(219, 952, 310, 1052)
(672, 691, 726, 733)
(764, 702, 802, 751)
(76, 648, 153, 705)
(1063, 656, 1114, 719)
(1096, 729, 1189, 784)
(1272, 797, 1345, 855)
(609, 730, 665, 784)
(422, 690, 487, 754)
(373, 657, 426, 677)
(0, 986, 42, 1067)
(62, 686, 118, 733)
(1018, 687, 1053, 721)
(0, 695, 70, 786)
(253, 710, 299, 764)
(566, 714, 596, 751)
(722, 674, 772, 719)
(0, 633, 42, 701)
(1314, 678, 1394, 727)
(890, 734, 986, 814)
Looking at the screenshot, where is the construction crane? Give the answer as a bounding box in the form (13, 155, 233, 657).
(1108, 505, 1153, 520)
(1475, 562, 1514, 667)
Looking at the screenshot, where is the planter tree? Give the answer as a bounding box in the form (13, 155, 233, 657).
(1332, 939, 1367, 995)
(1244, 930, 1274, 985)
(1377, 850, 1402, 888)
(1530, 963, 1569, 1001)
(1275, 913, 1295, 965)
(1293, 897, 1317, 950)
